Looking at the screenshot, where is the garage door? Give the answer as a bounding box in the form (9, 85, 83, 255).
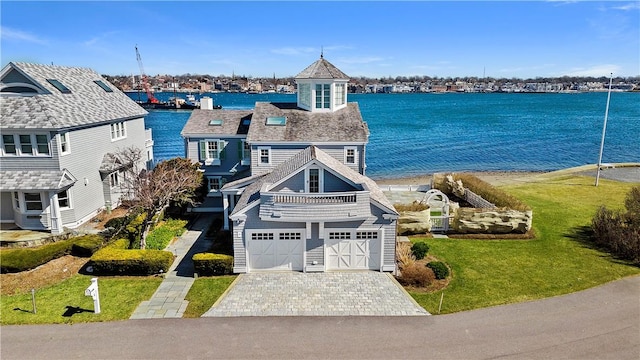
(248, 231, 303, 271)
(327, 231, 380, 270)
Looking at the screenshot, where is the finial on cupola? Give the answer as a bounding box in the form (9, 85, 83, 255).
(321, 46, 323, 59)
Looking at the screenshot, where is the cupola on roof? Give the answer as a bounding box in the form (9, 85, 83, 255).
(295, 55, 349, 80)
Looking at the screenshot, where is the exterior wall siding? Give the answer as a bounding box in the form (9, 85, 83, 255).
(306, 223, 324, 266)
(55, 117, 148, 228)
(250, 144, 365, 176)
(323, 170, 357, 192)
(0, 192, 14, 221)
(0, 130, 61, 170)
(232, 216, 247, 272)
(271, 171, 305, 192)
(186, 137, 250, 182)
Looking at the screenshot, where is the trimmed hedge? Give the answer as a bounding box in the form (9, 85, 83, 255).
(193, 253, 234, 276)
(427, 261, 450, 280)
(88, 238, 174, 276)
(0, 235, 103, 273)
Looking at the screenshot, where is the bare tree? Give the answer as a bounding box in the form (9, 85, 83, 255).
(115, 146, 203, 248)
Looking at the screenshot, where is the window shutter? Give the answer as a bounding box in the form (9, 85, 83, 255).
(199, 140, 206, 160)
(219, 140, 226, 160)
(237, 141, 243, 158)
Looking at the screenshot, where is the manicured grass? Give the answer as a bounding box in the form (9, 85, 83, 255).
(183, 275, 237, 318)
(0, 275, 161, 325)
(410, 175, 640, 314)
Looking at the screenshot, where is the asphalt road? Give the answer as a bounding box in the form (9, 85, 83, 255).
(2, 276, 639, 360)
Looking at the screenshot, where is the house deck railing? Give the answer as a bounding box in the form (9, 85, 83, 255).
(269, 192, 357, 204)
(260, 191, 371, 221)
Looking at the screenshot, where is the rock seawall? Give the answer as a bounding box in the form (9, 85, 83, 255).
(452, 208, 532, 234)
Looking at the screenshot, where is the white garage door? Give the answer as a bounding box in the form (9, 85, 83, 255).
(248, 231, 303, 271)
(327, 231, 380, 270)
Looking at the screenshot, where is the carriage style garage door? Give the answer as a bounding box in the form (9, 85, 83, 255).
(326, 231, 381, 270)
(247, 231, 303, 271)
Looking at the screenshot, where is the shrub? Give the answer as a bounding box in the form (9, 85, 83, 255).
(193, 253, 234, 276)
(70, 235, 104, 257)
(396, 263, 435, 287)
(0, 240, 72, 273)
(396, 242, 416, 270)
(427, 261, 450, 280)
(89, 241, 174, 276)
(591, 187, 640, 264)
(411, 242, 430, 260)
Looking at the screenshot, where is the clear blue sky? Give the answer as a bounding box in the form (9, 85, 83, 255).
(2, 1, 639, 79)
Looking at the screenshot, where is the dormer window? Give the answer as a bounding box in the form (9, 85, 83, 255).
(46, 79, 71, 93)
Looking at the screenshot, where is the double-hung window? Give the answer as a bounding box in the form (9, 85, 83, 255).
(36, 135, 49, 155)
(207, 176, 223, 196)
(2, 135, 16, 155)
(110, 122, 126, 140)
(57, 190, 70, 208)
(334, 83, 346, 106)
(199, 139, 225, 166)
(60, 132, 70, 154)
(24, 192, 43, 211)
(12, 192, 20, 210)
(258, 146, 271, 165)
(344, 147, 357, 165)
(298, 83, 311, 108)
(315, 84, 331, 109)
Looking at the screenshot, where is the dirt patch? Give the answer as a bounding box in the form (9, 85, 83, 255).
(77, 206, 130, 232)
(0, 255, 89, 296)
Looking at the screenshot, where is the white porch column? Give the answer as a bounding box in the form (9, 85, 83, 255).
(222, 194, 230, 230)
(48, 192, 63, 234)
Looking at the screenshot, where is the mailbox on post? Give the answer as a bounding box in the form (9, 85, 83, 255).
(84, 277, 101, 314)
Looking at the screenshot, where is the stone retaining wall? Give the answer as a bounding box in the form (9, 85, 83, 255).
(452, 208, 533, 234)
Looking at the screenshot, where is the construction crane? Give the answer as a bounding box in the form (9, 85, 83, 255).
(135, 45, 159, 104)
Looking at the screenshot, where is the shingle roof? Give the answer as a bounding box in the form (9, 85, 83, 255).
(0, 169, 77, 191)
(230, 146, 397, 217)
(1, 62, 147, 130)
(247, 102, 369, 143)
(295, 56, 349, 79)
(181, 109, 253, 137)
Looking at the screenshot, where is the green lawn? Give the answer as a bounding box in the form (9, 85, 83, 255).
(0, 275, 161, 325)
(410, 175, 640, 314)
(183, 275, 237, 318)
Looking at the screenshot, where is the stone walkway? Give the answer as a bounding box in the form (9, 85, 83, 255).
(130, 215, 212, 319)
(202, 272, 429, 317)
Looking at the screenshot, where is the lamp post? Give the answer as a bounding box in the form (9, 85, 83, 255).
(595, 73, 613, 187)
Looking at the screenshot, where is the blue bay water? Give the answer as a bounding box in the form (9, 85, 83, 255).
(138, 92, 639, 180)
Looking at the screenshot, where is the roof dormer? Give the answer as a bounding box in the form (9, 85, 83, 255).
(295, 55, 349, 113)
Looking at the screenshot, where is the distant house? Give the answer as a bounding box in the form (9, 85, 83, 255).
(0, 62, 154, 234)
(181, 55, 398, 273)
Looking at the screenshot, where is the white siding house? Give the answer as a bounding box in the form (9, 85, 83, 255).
(0, 62, 154, 233)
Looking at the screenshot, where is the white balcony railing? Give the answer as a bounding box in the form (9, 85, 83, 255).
(259, 191, 371, 221)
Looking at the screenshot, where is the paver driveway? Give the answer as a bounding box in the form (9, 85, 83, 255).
(202, 271, 429, 317)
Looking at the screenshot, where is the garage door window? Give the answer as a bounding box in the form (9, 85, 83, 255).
(251, 233, 274, 241)
(280, 233, 301, 240)
(356, 232, 378, 239)
(329, 232, 350, 240)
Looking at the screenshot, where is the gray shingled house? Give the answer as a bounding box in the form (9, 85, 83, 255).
(0, 62, 154, 234)
(181, 56, 398, 273)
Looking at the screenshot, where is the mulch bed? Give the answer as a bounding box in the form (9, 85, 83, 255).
(0, 255, 89, 296)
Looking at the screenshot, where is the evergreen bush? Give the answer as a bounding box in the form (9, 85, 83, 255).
(426, 261, 450, 280)
(70, 235, 104, 257)
(193, 253, 234, 276)
(89, 239, 174, 276)
(0, 240, 72, 273)
(411, 241, 430, 260)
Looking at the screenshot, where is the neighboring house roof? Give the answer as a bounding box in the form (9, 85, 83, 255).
(295, 56, 349, 80)
(0, 62, 147, 130)
(247, 102, 369, 143)
(181, 109, 254, 137)
(0, 169, 77, 191)
(230, 146, 397, 217)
